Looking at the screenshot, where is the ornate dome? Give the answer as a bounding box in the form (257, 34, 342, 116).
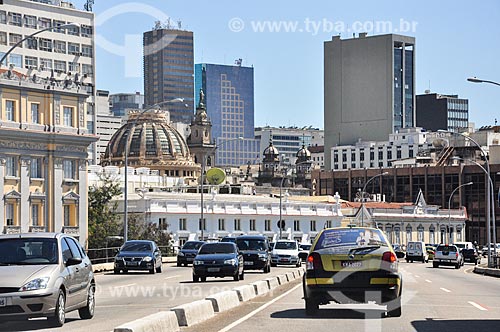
(296, 144, 311, 158)
(102, 110, 198, 173)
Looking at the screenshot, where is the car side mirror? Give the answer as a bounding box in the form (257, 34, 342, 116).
(66, 257, 82, 267)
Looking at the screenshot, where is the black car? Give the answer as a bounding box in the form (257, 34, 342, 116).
(177, 241, 205, 266)
(114, 240, 162, 274)
(192, 242, 244, 282)
(299, 244, 312, 261)
(220, 236, 237, 243)
(236, 235, 271, 273)
(461, 248, 481, 265)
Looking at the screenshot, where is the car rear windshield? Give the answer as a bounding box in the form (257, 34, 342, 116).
(0, 238, 58, 265)
(183, 242, 204, 250)
(121, 242, 152, 252)
(300, 244, 312, 250)
(236, 239, 267, 251)
(437, 245, 457, 252)
(199, 243, 235, 254)
(274, 242, 297, 250)
(314, 228, 388, 249)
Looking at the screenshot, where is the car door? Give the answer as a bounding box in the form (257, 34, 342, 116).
(65, 237, 90, 305)
(60, 237, 80, 309)
(153, 243, 162, 268)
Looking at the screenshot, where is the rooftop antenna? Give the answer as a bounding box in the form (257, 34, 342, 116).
(84, 0, 94, 11)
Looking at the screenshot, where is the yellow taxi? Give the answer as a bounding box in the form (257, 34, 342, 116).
(303, 226, 402, 317)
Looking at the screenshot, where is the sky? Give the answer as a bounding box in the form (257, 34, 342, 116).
(72, 0, 500, 130)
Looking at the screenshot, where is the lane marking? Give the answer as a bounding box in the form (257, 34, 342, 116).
(440, 287, 451, 293)
(218, 283, 302, 332)
(468, 301, 488, 311)
(164, 275, 181, 280)
(414, 275, 421, 278)
(425, 279, 432, 283)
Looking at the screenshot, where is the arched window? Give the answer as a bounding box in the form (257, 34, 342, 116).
(417, 225, 424, 242)
(429, 225, 435, 244)
(406, 225, 412, 243)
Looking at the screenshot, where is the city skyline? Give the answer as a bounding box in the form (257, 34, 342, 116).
(72, 0, 499, 129)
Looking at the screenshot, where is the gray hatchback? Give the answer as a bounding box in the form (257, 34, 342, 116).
(0, 233, 95, 327)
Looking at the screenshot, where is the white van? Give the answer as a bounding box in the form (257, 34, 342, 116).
(405, 241, 429, 263)
(453, 241, 475, 250)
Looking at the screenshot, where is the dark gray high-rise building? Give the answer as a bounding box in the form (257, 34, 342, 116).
(143, 26, 194, 124)
(416, 92, 469, 133)
(324, 33, 416, 170)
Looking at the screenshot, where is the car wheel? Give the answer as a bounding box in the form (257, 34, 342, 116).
(113, 268, 120, 274)
(305, 298, 319, 316)
(176, 261, 181, 267)
(405, 259, 409, 263)
(192, 274, 199, 283)
(149, 266, 156, 274)
(386, 297, 402, 317)
(455, 263, 460, 269)
(123, 269, 128, 274)
(433, 262, 439, 268)
(200, 276, 207, 282)
(239, 269, 245, 280)
(78, 283, 95, 319)
(48, 289, 66, 327)
(156, 263, 162, 273)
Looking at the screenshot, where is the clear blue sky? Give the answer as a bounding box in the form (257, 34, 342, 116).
(73, 0, 500, 129)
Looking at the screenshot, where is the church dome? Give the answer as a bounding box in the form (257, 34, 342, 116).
(296, 144, 311, 158)
(102, 110, 197, 172)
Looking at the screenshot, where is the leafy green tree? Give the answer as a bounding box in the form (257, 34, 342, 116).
(127, 214, 173, 254)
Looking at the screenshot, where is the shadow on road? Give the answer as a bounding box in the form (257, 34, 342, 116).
(0, 317, 80, 331)
(411, 319, 500, 332)
(270, 308, 386, 320)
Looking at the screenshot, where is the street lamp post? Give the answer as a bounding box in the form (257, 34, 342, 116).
(360, 172, 389, 226)
(199, 137, 243, 241)
(123, 98, 184, 242)
(440, 129, 493, 266)
(0, 22, 80, 67)
(448, 182, 473, 244)
(467, 77, 500, 87)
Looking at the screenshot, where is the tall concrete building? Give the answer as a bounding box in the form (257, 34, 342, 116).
(416, 92, 469, 133)
(0, 0, 97, 164)
(143, 24, 194, 124)
(95, 90, 123, 165)
(324, 33, 416, 170)
(195, 63, 260, 167)
(109, 92, 144, 117)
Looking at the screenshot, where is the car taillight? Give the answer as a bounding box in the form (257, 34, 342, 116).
(455, 252, 459, 258)
(382, 251, 397, 263)
(306, 252, 322, 271)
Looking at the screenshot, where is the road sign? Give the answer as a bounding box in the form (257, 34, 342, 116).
(277, 220, 285, 229)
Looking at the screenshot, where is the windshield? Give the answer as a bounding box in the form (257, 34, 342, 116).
(300, 244, 311, 251)
(183, 242, 204, 250)
(0, 238, 58, 265)
(314, 228, 388, 250)
(437, 245, 457, 252)
(236, 239, 267, 251)
(121, 242, 152, 252)
(274, 241, 297, 250)
(199, 243, 236, 255)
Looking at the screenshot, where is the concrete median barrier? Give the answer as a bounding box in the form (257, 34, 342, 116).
(265, 277, 279, 290)
(276, 274, 287, 285)
(286, 272, 295, 282)
(171, 299, 215, 327)
(206, 290, 241, 312)
(251, 280, 269, 295)
(233, 285, 257, 302)
(114, 311, 179, 332)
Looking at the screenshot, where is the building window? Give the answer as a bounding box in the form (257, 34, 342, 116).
(63, 106, 74, 126)
(40, 58, 52, 71)
(24, 15, 37, 28)
(325, 220, 332, 228)
(9, 33, 22, 47)
(199, 218, 206, 231)
(0, 32, 6, 45)
(234, 219, 241, 231)
(179, 218, 186, 230)
(310, 220, 316, 232)
(265, 219, 271, 231)
(39, 38, 52, 52)
(25, 56, 38, 69)
(82, 64, 93, 76)
(249, 219, 256, 231)
(53, 20, 66, 33)
(218, 218, 225, 231)
(6, 203, 14, 226)
(63, 160, 76, 179)
(31, 103, 40, 124)
(81, 24, 93, 37)
(429, 228, 435, 244)
(294, 220, 300, 231)
(417, 225, 424, 242)
(68, 42, 80, 56)
(30, 158, 42, 178)
(54, 60, 66, 73)
(6, 156, 17, 177)
(67, 24, 79, 36)
(8, 12, 22, 26)
(68, 62, 80, 73)
(54, 40, 66, 54)
(158, 218, 167, 230)
(31, 204, 40, 226)
(38, 17, 51, 28)
(63, 205, 70, 226)
(0, 11, 6, 24)
(5, 100, 15, 121)
(81, 44, 93, 57)
(406, 226, 412, 243)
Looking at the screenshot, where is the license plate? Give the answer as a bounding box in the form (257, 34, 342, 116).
(244, 261, 254, 265)
(207, 267, 220, 272)
(341, 261, 363, 268)
(0, 298, 6, 307)
(126, 261, 138, 266)
(186, 258, 194, 261)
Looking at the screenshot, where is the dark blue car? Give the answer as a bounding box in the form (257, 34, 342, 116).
(192, 242, 244, 282)
(114, 240, 162, 274)
(177, 241, 205, 266)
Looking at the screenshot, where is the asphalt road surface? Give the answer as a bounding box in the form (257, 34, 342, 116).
(184, 261, 500, 332)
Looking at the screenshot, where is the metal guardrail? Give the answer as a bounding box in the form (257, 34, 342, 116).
(87, 245, 174, 264)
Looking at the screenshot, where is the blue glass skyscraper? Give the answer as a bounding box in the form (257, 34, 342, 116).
(195, 63, 260, 167)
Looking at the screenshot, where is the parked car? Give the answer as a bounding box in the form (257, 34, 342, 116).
(433, 244, 463, 269)
(426, 245, 436, 260)
(235, 235, 271, 273)
(405, 241, 428, 263)
(192, 242, 244, 282)
(303, 227, 402, 317)
(114, 240, 162, 274)
(177, 241, 205, 266)
(392, 244, 406, 259)
(0, 233, 95, 327)
(461, 248, 481, 265)
(271, 240, 301, 267)
(298, 243, 312, 261)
